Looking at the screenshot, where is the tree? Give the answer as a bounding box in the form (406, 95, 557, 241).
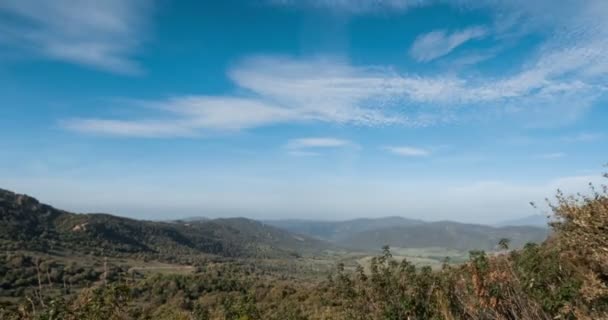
(498, 238, 510, 251)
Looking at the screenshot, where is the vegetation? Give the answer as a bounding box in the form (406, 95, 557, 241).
(0, 172, 607, 319)
(0, 188, 328, 261)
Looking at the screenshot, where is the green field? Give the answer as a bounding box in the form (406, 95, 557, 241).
(354, 247, 470, 271)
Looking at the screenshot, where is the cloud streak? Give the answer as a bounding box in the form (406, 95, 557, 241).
(62, 0, 608, 136)
(269, 0, 432, 14)
(0, 0, 151, 74)
(285, 137, 354, 156)
(384, 146, 430, 157)
(287, 137, 352, 149)
(410, 26, 488, 62)
(536, 152, 566, 159)
(62, 48, 605, 136)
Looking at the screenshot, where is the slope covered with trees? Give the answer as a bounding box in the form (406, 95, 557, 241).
(0, 188, 329, 260)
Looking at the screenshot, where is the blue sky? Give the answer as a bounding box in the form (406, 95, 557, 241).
(1, 0, 607, 223)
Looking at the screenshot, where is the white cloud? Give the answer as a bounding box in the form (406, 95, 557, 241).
(61, 118, 198, 138)
(61, 58, 419, 137)
(536, 152, 566, 159)
(63, 96, 301, 137)
(410, 26, 488, 62)
(228, 56, 410, 125)
(287, 137, 352, 149)
(285, 137, 354, 156)
(0, 0, 151, 74)
(62, 48, 605, 136)
(269, 0, 432, 14)
(167, 97, 299, 130)
(287, 150, 321, 157)
(63, 33, 608, 137)
(62, 0, 608, 136)
(384, 146, 430, 157)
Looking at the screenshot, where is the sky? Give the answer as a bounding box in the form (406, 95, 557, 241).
(0, 0, 607, 223)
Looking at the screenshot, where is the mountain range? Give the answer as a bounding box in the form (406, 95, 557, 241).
(264, 217, 548, 251)
(496, 214, 551, 228)
(1, 188, 549, 259)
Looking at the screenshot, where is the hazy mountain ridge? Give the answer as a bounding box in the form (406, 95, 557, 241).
(497, 214, 551, 227)
(264, 216, 424, 241)
(1, 187, 548, 260)
(335, 221, 549, 251)
(267, 217, 549, 251)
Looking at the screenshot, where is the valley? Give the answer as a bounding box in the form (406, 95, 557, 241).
(0, 187, 566, 319)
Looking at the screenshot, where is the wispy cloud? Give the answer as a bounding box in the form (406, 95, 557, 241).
(0, 0, 151, 74)
(269, 0, 432, 14)
(62, 47, 604, 136)
(62, 0, 608, 137)
(61, 57, 419, 137)
(410, 26, 488, 62)
(285, 137, 354, 157)
(286, 150, 321, 157)
(384, 146, 430, 157)
(287, 137, 352, 149)
(61, 118, 198, 138)
(561, 132, 603, 143)
(62, 96, 301, 137)
(536, 152, 566, 159)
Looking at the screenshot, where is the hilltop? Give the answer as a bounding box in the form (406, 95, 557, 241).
(0, 188, 330, 260)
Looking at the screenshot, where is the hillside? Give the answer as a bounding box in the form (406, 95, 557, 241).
(0, 188, 330, 259)
(210, 218, 331, 255)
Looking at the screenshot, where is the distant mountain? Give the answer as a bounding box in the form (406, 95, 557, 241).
(207, 217, 332, 255)
(173, 216, 210, 222)
(0, 188, 330, 259)
(0, 187, 549, 258)
(497, 215, 551, 228)
(334, 221, 549, 251)
(266, 217, 549, 252)
(264, 216, 424, 241)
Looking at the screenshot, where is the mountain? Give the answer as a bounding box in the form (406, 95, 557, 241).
(264, 216, 424, 241)
(266, 217, 549, 251)
(205, 217, 332, 255)
(0, 187, 549, 259)
(334, 221, 549, 251)
(0, 188, 330, 259)
(172, 216, 210, 222)
(497, 214, 551, 228)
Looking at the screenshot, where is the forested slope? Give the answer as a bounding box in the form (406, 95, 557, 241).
(0, 188, 329, 259)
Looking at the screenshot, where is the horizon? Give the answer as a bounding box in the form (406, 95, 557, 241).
(1, 0, 607, 224)
(0, 185, 552, 228)
(0, 185, 560, 226)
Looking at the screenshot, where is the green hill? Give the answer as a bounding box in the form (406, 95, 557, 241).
(0, 188, 330, 260)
